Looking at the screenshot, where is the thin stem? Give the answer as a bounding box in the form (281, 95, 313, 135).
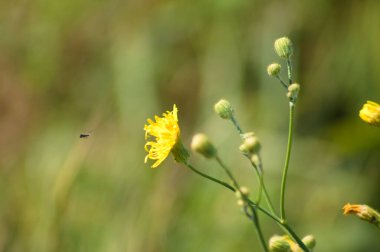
(184, 162, 309, 251)
(242, 154, 263, 205)
(255, 165, 276, 214)
(276, 76, 288, 89)
(282, 223, 311, 252)
(287, 58, 292, 84)
(245, 200, 310, 252)
(280, 102, 295, 221)
(215, 156, 240, 189)
(230, 115, 277, 215)
(255, 169, 263, 204)
(246, 199, 281, 223)
(215, 156, 268, 252)
(184, 162, 235, 191)
(244, 206, 269, 252)
(184, 162, 278, 221)
(230, 115, 244, 138)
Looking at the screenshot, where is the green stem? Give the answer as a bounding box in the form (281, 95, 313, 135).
(255, 168, 263, 204)
(245, 206, 269, 252)
(276, 76, 288, 89)
(280, 102, 295, 221)
(184, 162, 309, 250)
(245, 200, 310, 252)
(184, 162, 277, 221)
(230, 115, 244, 138)
(185, 162, 235, 191)
(251, 162, 276, 214)
(215, 156, 268, 252)
(287, 58, 292, 84)
(230, 115, 276, 215)
(215, 156, 240, 189)
(247, 199, 281, 223)
(282, 223, 311, 252)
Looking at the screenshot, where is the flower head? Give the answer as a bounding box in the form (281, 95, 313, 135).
(274, 37, 293, 59)
(286, 83, 300, 102)
(267, 63, 282, 77)
(144, 105, 188, 168)
(214, 99, 234, 119)
(239, 133, 261, 155)
(359, 100, 380, 127)
(343, 203, 380, 228)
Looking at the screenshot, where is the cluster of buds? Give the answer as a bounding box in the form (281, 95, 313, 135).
(236, 186, 250, 207)
(269, 234, 316, 252)
(267, 37, 301, 103)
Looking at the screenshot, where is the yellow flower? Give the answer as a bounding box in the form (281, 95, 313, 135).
(343, 203, 380, 228)
(359, 100, 380, 127)
(144, 105, 188, 168)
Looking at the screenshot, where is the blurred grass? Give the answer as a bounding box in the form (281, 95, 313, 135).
(1, 0, 380, 251)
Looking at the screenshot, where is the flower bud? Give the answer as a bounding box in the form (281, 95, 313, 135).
(214, 99, 234, 119)
(240, 186, 249, 196)
(242, 132, 255, 139)
(250, 154, 261, 167)
(237, 199, 245, 207)
(191, 133, 217, 158)
(343, 203, 380, 228)
(236, 186, 250, 199)
(267, 63, 282, 77)
(274, 37, 293, 59)
(239, 134, 261, 154)
(269, 235, 291, 252)
(359, 101, 380, 127)
(302, 235, 316, 249)
(286, 83, 300, 101)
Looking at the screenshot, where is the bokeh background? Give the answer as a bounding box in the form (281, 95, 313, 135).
(1, 0, 380, 251)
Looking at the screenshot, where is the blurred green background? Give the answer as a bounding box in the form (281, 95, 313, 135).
(1, 0, 380, 251)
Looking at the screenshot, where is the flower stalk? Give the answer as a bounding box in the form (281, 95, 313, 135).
(280, 102, 295, 221)
(144, 36, 313, 252)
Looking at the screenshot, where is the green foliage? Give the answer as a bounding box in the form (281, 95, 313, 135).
(0, 0, 380, 251)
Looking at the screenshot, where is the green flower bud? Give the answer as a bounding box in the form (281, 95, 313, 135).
(286, 83, 300, 101)
(239, 134, 261, 154)
(214, 99, 234, 119)
(267, 63, 282, 77)
(269, 235, 291, 252)
(191, 133, 217, 158)
(302, 235, 316, 249)
(274, 37, 293, 59)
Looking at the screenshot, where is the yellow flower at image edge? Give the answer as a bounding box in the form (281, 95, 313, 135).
(144, 104, 189, 168)
(359, 100, 380, 127)
(343, 203, 380, 228)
